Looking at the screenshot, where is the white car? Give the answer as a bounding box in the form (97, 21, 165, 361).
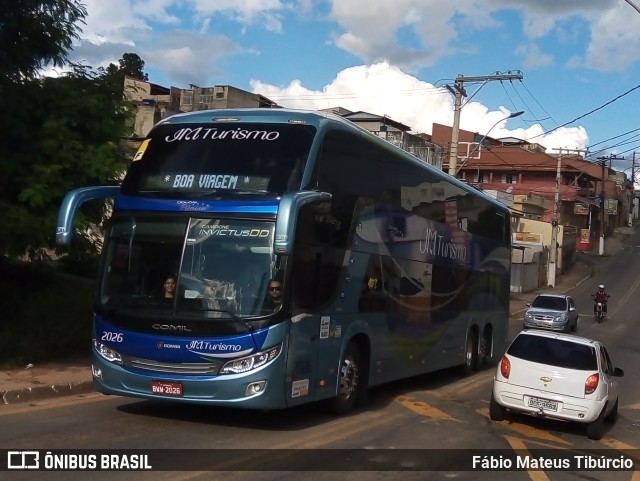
(490, 330, 624, 440)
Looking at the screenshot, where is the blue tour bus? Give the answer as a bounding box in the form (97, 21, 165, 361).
(56, 108, 512, 413)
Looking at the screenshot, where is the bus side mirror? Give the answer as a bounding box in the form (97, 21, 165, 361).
(56, 186, 120, 245)
(274, 191, 331, 256)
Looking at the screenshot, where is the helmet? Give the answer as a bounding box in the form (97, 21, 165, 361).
(599, 284, 605, 290)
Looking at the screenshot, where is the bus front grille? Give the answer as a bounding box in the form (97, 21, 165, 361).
(123, 356, 223, 375)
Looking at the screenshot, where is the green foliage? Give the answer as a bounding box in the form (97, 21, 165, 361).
(101, 52, 149, 98)
(58, 250, 101, 278)
(0, 65, 133, 258)
(0, 258, 95, 366)
(0, 0, 87, 82)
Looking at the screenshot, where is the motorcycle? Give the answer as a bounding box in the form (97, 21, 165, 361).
(594, 302, 606, 323)
(592, 293, 610, 324)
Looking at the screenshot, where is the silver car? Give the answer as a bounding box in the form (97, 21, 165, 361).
(523, 293, 578, 332)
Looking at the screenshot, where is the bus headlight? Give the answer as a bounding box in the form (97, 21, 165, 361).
(219, 344, 282, 374)
(93, 339, 123, 364)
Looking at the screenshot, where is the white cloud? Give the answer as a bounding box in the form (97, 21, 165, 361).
(583, 4, 640, 71)
(143, 31, 245, 86)
(190, 0, 287, 32)
(515, 43, 554, 69)
(252, 62, 589, 151)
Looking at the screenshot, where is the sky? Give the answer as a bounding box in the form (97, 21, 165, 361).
(63, 0, 640, 174)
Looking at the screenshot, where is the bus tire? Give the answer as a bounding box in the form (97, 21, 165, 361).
(330, 343, 361, 415)
(477, 328, 492, 369)
(461, 331, 478, 376)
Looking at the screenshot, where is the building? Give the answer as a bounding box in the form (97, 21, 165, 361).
(430, 123, 632, 252)
(321, 108, 443, 168)
(123, 77, 279, 139)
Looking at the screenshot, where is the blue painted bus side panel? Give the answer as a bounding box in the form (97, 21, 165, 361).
(114, 193, 280, 215)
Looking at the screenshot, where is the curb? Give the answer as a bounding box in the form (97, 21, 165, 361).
(1, 380, 95, 405)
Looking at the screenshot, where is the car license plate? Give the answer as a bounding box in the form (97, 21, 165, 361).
(151, 381, 183, 397)
(528, 396, 557, 411)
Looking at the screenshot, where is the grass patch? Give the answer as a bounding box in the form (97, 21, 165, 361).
(0, 257, 95, 368)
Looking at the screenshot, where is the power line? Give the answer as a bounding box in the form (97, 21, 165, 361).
(587, 127, 640, 148)
(529, 82, 640, 140)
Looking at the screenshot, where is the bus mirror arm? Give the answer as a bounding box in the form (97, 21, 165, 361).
(56, 186, 120, 246)
(274, 191, 332, 256)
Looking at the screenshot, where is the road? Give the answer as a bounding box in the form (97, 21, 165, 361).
(2, 233, 640, 481)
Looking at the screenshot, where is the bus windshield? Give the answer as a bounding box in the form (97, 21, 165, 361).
(98, 216, 284, 319)
(121, 122, 315, 197)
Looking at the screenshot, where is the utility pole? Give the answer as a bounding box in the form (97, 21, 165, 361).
(446, 71, 524, 176)
(548, 149, 563, 287)
(630, 152, 636, 226)
(596, 156, 607, 255)
(595, 154, 623, 255)
(548, 148, 585, 287)
(633, 152, 638, 221)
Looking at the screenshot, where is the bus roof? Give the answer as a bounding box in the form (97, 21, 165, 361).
(154, 107, 511, 214)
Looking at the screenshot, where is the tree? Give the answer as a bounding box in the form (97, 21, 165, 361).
(102, 52, 149, 98)
(0, 0, 87, 82)
(0, 4, 142, 260)
(119, 52, 149, 81)
(0, 64, 134, 259)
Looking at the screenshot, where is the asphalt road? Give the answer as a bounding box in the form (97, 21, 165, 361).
(2, 229, 640, 481)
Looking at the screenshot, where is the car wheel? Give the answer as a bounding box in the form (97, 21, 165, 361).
(461, 331, 478, 376)
(329, 343, 361, 415)
(586, 406, 607, 440)
(605, 399, 619, 424)
(489, 393, 506, 421)
(571, 316, 578, 332)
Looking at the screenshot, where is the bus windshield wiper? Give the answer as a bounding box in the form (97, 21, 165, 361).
(186, 306, 255, 332)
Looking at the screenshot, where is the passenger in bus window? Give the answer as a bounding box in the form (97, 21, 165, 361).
(162, 275, 176, 299)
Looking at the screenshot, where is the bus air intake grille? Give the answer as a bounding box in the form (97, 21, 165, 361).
(123, 356, 223, 375)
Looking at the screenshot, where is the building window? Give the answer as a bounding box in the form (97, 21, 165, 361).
(200, 94, 214, 104)
(182, 91, 193, 105)
(501, 174, 517, 184)
(476, 172, 487, 183)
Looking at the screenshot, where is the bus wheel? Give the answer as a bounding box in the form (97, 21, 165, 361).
(462, 332, 478, 376)
(477, 329, 492, 369)
(330, 343, 360, 415)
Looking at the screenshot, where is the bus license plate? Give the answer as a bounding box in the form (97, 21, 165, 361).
(151, 381, 183, 397)
(528, 396, 557, 411)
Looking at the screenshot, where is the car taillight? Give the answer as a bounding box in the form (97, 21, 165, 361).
(585, 373, 599, 394)
(500, 356, 511, 379)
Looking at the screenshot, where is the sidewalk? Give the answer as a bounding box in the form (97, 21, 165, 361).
(1, 226, 635, 405)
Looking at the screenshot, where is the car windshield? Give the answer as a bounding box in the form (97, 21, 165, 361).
(531, 296, 567, 310)
(507, 335, 598, 371)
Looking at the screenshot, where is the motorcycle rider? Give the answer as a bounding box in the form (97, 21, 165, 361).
(592, 284, 610, 316)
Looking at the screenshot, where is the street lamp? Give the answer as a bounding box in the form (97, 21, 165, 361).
(454, 110, 524, 176)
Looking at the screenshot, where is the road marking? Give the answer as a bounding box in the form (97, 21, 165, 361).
(611, 272, 640, 318)
(504, 435, 551, 481)
(600, 436, 640, 481)
(428, 372, 494, 399)
(278, 411, 404, 448)
(505, 435, 640, 481)
(0, 392, 111, 416)
(167, 411, 405, 480)
(477, 407, 570, 445)
(395, 396, 460, 421)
